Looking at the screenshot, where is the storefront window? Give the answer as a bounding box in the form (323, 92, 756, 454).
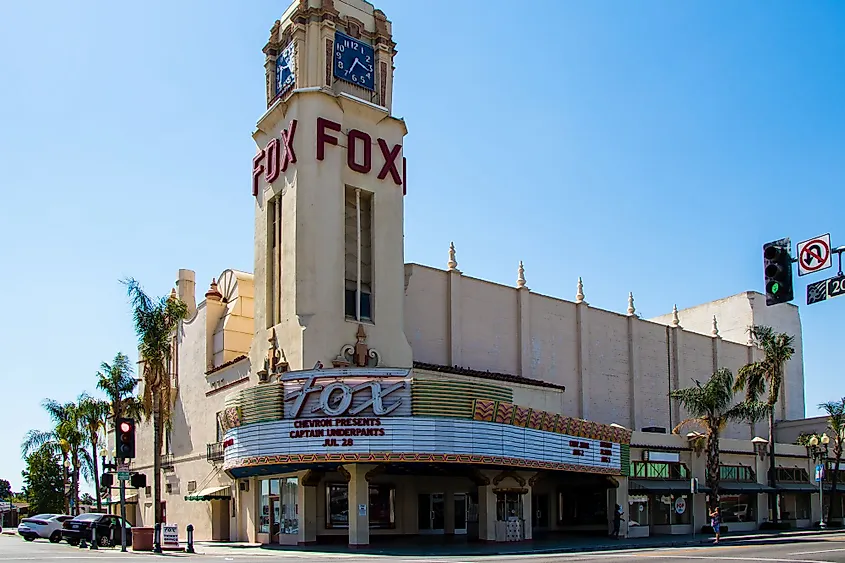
(651, 494, 691, 525)
(719, 494, 755, 522)
(326, 483, 396, 529)
(369, 485, 395, 529)
(280, 477, 299, 535)
(630, 461, 690, 480)
(628, 495, 649, 527)
(326, 484, 349, 529)
(558, 490, 607, 526)
(259, 480, 270, 534)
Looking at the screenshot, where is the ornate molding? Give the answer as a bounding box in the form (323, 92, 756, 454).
(365, 464, 388, 482)
(528, 472, 544, 487)
(492, 470, 526, 487)
(469, 469, 490, 487)
(257, 327, 288, 383)
(336, 465, 351, 483)
(333, 324, 380, 368)
(301, 469, 323, 487)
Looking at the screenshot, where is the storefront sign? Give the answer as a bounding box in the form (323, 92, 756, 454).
(162, 524, 179, 548)
(252, 118, 406, 196)
(283, 373, 410, 419)
(674, 497, 686, 515)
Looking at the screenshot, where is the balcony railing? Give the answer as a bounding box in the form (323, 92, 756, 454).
(207, 442, 224, 463)
(161, 453, 174, 471)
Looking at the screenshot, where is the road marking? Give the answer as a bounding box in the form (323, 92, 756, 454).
(791, 547, 845, 555)
(623, 556, 835, 563)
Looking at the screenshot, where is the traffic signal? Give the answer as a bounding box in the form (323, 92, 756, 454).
(130, 473, 146, 489)
(101, 473, 114, 488)
(763, 239, 794, 306)
(116, 418, 136, 459)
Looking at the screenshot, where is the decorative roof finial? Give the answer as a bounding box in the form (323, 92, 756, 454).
(205, 278, 223, 302)
(516, 261, 526, 288)
(447, 241, 458, 271)
(576, 277, 585, 303)
(671, 304, 680, 327)
(712, 315, 719, 336)
(627, 292, 636, 316)
(169, 287, 177, 301)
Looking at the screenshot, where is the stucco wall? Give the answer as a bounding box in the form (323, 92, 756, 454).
(132, 300, 248, 540)
(404, 264, 772, 436)
(650, 292, 804, 421)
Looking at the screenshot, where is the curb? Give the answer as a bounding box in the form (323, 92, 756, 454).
(191, 529, 843, 558)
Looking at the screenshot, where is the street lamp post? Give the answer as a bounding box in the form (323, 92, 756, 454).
(809, 433, 830, 529)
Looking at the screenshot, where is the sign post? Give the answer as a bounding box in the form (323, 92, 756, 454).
(118, 462, 128, 552)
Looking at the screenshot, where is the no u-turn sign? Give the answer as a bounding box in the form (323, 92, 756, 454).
(797, 233, 832, 276)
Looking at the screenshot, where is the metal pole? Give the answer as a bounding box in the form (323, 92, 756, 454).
(821, 477, 826, 529)
(119, 458, 127, 553)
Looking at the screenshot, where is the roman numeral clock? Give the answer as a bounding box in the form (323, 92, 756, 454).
(334, 31, 375, 91)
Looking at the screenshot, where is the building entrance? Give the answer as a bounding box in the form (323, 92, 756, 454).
(454, 493, 468, 535)
(532, 494, 550, 530)
(418, 493, 446, 534)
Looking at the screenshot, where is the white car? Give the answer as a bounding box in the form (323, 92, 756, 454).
(17, 514, 74, 542)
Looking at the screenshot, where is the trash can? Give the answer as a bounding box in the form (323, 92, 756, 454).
(131, 527, 154, 552)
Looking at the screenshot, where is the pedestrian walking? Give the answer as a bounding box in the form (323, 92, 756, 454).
(709, 506, 721, 543)
(612, 504, 624, 539)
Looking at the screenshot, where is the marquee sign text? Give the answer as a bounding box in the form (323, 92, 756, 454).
(252, 118, 407, 196)
(284, 373, 410, 419)
(289, 416, 386, 448)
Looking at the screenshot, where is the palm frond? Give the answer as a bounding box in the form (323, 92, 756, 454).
(21, 429, 56, 457)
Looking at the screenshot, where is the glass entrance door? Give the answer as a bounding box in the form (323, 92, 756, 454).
(270, 497, 280, 543)
(454, 493, 468, 535)
(418, 493, 446, 534)
(532, 494, 550, 529)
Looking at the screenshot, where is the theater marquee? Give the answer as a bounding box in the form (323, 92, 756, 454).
(221, 367, 632, 477)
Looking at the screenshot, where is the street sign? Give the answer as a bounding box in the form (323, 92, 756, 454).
(806, 274, 845, 305)
(797, 234, 832, 276)
(118, 472, 130, 481)
(816, 464, 825, 482)
(0, 501, 11, 511)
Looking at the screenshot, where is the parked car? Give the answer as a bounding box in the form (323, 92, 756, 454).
(17, 514, 73, 542)
(61, 513, 132, 547)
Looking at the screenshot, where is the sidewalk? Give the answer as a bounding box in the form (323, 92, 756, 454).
(192, 528, 845, 558)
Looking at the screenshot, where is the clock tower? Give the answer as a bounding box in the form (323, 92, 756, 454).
(250, 0, 412, 375)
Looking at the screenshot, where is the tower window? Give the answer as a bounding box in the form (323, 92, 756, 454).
(344, 187, 373, 321)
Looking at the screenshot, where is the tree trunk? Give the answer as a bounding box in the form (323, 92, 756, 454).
(71, 458, 79, 516)
(768, 407, 779, 522)
(62, 454, 69, 515)
(92, 440, 102, 512)
(153, 393, 163, 527)
(706, 430, 721, 512)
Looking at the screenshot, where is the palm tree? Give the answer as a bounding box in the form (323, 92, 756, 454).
(21, 399, 91, 515)
(734, 324, 795, 522)
(77, 395, 110, 511)
(96, 352, 138, 426)
(820, 398, 845, 523)
(123, 278, 187, 528)
(671, 368, 768, 511)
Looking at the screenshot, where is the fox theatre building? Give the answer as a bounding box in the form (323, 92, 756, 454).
(222, 366, 632, 545)
(212, 0, 638, 546)
(121, 0, 819, 548)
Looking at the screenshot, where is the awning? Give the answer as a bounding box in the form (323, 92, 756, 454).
(108, 493, 138, 504)
(629, 479, 712, 494)
(719, 481, 777, 494)
(777, 483, 819, 493)
(185, 485, 231, 501)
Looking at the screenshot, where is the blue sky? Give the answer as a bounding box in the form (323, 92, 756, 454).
(0, 0, 843, 492)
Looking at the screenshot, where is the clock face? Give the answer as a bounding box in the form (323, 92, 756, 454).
(334, 32, 375, 91)
(276, 41, 296, 97)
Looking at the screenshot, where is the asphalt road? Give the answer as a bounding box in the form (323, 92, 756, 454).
(4, 532, 845, 562)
